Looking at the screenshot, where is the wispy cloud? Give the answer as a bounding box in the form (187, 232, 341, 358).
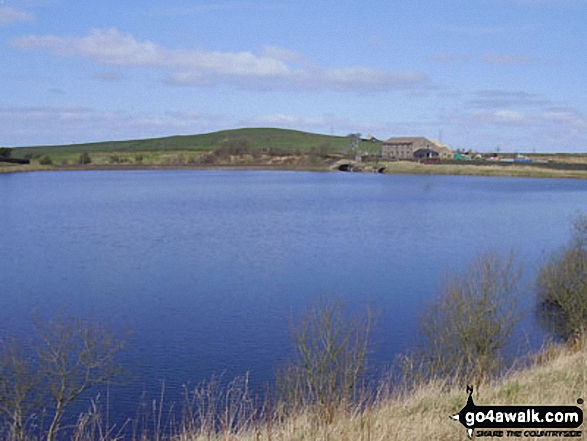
(241, 113, 397, 138)
(431, 52, 551, 66)
(482, 53, 552, 66)
(368, 34, 392, 49)
(431, 53, 470, 63)
(0, 106, 228, 146)
(450, 90, 584, 128)
(145, 1, 285, 16)
(439, 105, 587, 151)
(467, 90, 552, 109)
(12, 27, 431, 93)
(0, 6, 34, 24)
(243, 113, 348, 130)
(93, 71, 125, 82)
(441, 25, 504, 35)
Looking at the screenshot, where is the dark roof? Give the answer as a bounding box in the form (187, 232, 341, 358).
(383, 137, 428, 144)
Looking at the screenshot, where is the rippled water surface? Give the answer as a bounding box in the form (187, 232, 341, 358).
(1, 170, 586, 417)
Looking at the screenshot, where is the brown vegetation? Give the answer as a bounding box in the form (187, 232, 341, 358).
(537, 214, 587, 340)
(405, 254, 523, 390)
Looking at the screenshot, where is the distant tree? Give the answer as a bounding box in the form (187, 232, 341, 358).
(78, 152, 91, 165)
(216, 137, 254, 157)
(0, 148, 12, 158)
(39, 155, 53, 165)
(309, 142, 332, 158)
(349, 133, 361, 147)
(537, 213, 587, 340)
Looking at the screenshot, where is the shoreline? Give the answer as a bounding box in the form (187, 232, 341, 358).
(3, 160, 587, 180)
(0, 163, 333, 174)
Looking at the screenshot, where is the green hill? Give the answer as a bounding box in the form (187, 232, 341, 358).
(11, 128, 360, 158)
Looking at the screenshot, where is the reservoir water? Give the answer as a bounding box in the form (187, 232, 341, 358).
(1, 170, 586, 421)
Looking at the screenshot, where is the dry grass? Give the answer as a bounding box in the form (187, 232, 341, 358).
(175, 339, 586, 441)
(377, 161, 587, 179)
(8, 336, 584, 440)
(5, 156, 587, 179)
(0, 163, 55, 173)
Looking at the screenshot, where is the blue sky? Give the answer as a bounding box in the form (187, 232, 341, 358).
(1, 0, 586, 152)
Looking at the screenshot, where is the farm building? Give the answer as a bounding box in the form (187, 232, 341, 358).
(381, 137, 452, 160)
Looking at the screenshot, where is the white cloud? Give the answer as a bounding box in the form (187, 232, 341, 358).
(261, 46, 310, 66)
(0, 6, 34, 24)
(540, 108, 587, 129)
(438, 105, 587, 152)
(12, 27, 431, 93)
(13, 28, 172, 66)
(244, 113, 340, 128)
(493, 110, 526, 123)
(0, 106, 229, 146)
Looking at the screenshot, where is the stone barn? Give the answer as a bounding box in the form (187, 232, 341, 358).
(381, 137, 452, 160)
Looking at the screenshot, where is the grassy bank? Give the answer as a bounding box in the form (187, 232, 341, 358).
(6, 157, 587, 179)
(367, 160, 587, 179)
(177, 340, 585, 441)
(0, 145, 338, 173)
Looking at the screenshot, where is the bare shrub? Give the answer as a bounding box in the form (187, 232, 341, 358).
(0, 341, 42, 441)
(413, 254, 522, 388)
(195, 152, 216, 165)
(276, 300, 373, 422)
(537, 213, 587, 340)
(0, 317, 124, 441)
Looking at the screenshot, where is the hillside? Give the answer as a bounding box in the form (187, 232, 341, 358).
(10, 128, 358, 157)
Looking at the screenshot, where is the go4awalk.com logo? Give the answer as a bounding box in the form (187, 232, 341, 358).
(450, 386, 583, 438)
